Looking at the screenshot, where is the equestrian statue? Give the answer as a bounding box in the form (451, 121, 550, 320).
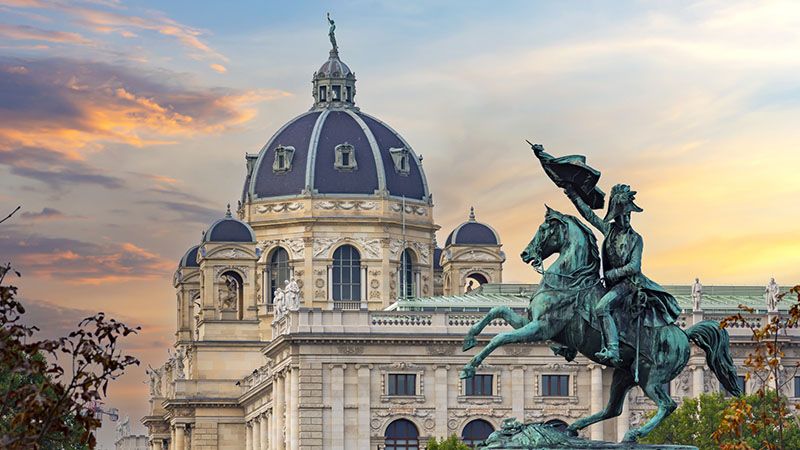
(459, 143, 741, 445)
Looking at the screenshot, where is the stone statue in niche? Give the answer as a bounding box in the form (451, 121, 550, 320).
(691, 278, 703, 311)
(218, 274, 239, 310)
(174, 347, 186, 380)
(765, 277, 780, 312)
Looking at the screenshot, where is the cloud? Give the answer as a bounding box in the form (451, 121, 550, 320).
(0, 226, 173, 284)
(20, 207, 70, 221)
(0, 146, 125, 189)
(0, 56, 287, 189)
(0, 23, 93, 45)
(210, 63, 226, 73)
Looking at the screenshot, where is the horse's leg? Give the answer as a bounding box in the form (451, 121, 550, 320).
(623, 381, 676, 442)
(460, 320, 546, 379)
(568, 368, 634, 435)
(463, 306, 529, 351)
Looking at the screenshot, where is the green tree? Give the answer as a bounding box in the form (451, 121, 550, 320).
(426, 434, 472, 450)
(640, 392, 800, 450)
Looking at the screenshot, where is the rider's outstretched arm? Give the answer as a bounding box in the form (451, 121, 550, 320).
(564, 187, 609, 236)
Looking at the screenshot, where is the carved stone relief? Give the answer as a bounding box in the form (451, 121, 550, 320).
(259, 238, 305, 259)
(389, 203, 427, 216)
(314, 200, 377, 211)
(255, 202, 304, 214)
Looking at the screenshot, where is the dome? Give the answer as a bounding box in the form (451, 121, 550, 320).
(244, 30, 429, 203)
(246, 109, 429, 201)
(445, 207, 500, 246)
(203, 206, 256, 243)
(179, 245, 200, 268)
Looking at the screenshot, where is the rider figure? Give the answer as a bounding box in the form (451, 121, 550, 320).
(564, 183, 680, 366)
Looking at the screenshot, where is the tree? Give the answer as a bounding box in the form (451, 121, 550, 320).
(427, 434, 472, 450)
(640, 392, 800, 450)
(713, 284, 800, 450)
(1, 207, 141, 449)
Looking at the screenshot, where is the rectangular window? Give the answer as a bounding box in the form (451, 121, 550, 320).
(332, 85, 341, 100)
(464, 374, 493, 396)
(319, 86, 327, 101)
(795, 376, 800, 397)
(542, 375, 569, 397)
(388, 374, 416, 396)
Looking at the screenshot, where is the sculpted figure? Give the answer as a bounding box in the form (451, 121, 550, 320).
(765, 277, 780, 312)
(174, 347, 186, 380)
(692, 278, 703, 311)
(273, 288, 285, 318)
(327, 13, 337, 52)
(146, 366, 162, 396)
(563, 182, 681, 365)
(219, 275, 238, 310)
(285, 278, 301, 310)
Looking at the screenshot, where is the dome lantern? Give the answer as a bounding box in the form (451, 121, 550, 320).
(312, 14, 356, 109)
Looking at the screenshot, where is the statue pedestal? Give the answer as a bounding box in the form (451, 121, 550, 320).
(477, 421, 697, 450)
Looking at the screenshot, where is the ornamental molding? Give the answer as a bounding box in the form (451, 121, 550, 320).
(425, 344, 456, 356)
(313, 237, 381, 259)
(503, 345, 532, 357)
(371, 408, 434, 431)
(214, 265, 249, 280)
(337, 345, 364, 355)
(209, 248, 251, 260)
(259, 238, 305, 259)
(453, 249, 500, 262)
(255, 202, 304, 214)
(389, 202, 427, 216)
(314, 200, 377, 211)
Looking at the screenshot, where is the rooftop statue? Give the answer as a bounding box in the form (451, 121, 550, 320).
(692, 278, 703, 311)
(765, 277, 780, 312)
(459, 143, 741, 447)
(327, 12, 338, 53)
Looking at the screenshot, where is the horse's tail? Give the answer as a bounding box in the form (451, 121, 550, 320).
(685, 320, 742, 396)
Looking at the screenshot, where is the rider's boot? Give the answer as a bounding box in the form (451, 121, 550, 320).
(594, 316, 622, 366)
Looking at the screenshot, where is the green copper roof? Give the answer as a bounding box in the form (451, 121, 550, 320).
(388, 284, 791, 313)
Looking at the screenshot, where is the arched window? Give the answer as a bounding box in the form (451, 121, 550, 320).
(461, 419, 494, 448)
(332, 245, 361, 301)
(219, 270, 244, 320)
(385, 419, 419, 450)
(464, 272, 488, 293)
(268, 247, 290, 304)
(400, 248, 414, 299)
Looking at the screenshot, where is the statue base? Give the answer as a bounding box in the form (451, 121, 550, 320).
(478, 421, 697, 450)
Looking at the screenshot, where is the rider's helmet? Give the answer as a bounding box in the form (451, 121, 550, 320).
(603, 184, 643, 222)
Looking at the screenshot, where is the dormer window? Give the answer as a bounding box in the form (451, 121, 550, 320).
(319, 86, 327, 102)
(272, 145, 295, 173)
(334, 143, 357, 171)
(389, 147, 411, 176)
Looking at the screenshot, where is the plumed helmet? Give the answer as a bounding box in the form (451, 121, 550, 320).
(603, 184, 643, 222)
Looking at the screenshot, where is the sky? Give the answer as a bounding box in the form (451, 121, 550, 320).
(1, 0, 800, 446)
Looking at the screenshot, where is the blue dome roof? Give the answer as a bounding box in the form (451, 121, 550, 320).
(179, 245, 200, 268)
(445, 208, 500, 246)
(203, 209, 256, 243)
(246, 110, 429, 201)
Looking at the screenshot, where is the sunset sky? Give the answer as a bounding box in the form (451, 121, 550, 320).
(1, 0, 800, 446)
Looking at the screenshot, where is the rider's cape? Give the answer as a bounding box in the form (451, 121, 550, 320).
(632, 274, 682, 329)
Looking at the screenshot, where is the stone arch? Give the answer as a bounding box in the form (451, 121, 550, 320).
(265, 246, 291, 306)
(218, 270, 244, 319)
(382, 418, 420, 450)
(460, 418, 495, 447)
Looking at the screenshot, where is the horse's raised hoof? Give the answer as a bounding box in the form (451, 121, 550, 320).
(622, 429, 641, 443)
(459, 367, 475, 379)
(462, 336, 477, 351)
(564, 427, 579, 437)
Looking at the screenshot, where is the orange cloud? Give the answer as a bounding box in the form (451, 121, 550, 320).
(0, 23, 94, 44)
(210, 63, 226, 73)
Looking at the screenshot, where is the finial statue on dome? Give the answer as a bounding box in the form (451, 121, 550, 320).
(225, 203, 232, 218)
(327, 12, 338, 53)
(468, 206, 476, 222)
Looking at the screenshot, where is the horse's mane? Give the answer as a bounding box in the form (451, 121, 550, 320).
(550, 210, 601, 271)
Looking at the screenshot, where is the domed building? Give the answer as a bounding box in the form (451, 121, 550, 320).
(144, 21, 794, 450)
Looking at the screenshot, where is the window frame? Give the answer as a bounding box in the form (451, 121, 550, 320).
(272, 145, 295, 173)
(463, 374, 494, 397)
(334, 143, 357, 171)
(332, 245, 361, 302)
(387, 373, 418, 397)
(541, 374, 570, 397)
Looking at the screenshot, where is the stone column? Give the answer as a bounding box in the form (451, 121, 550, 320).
(693, 366, 704, 397)
(170, 427, 175, 450)
(275, 373, 285, 450)
(357, 365, 371, 448)
(261, 412, 270, 450)
(253, 417, 261, 450)
(331, 364, 345, 450)
(590, 365, 604, 441)
(434, 365, 448, 439)
(151, 440, 160, 450)
(616, 392, 630, 441)
(245, 422, 253, 450)
(290, 367, 300, 450)
(174, 425, 185, 450)
(511, 366, 525, 420)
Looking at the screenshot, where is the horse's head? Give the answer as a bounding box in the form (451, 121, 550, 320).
(521, 205, 568, 268)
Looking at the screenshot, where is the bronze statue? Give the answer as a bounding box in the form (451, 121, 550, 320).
(327, 12, 338, 52)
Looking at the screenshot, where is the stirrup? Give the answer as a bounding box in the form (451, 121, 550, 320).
(595, 345, 622, 366)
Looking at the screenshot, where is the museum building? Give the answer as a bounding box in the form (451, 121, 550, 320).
(142, 31, 800, 450)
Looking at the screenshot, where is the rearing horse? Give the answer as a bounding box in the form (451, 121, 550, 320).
(459, 206, 741, 442)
